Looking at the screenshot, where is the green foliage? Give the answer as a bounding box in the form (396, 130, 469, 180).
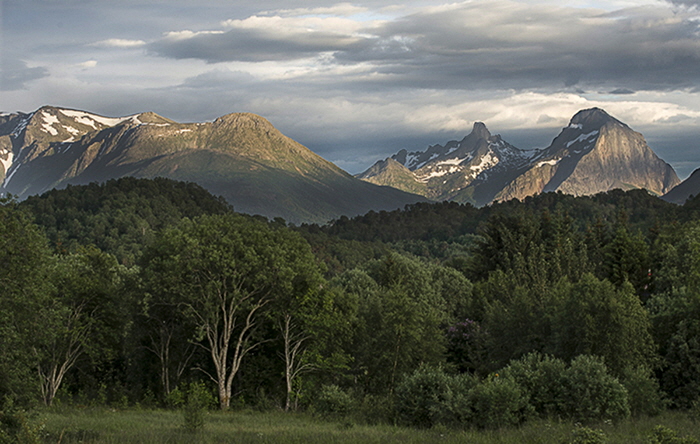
(0, 400, 42, 444)
(564, 425, 608, 444)
(337, 254, 452, 394)
(500, 352, 567, 418)
(0, 199, 53, 404)
(659, 318, 700, 408)
(621, 366, 666, 417)
(468, 373, 532, 430)
(21, 177, 231, 265)
(394, 366, 475, 429)
(182, 382, 213, 432)
(647, 425, 699, 444)
(555, 274, 655, 376)
(315, 385, 353, 418)
(561, 355, 630, 422)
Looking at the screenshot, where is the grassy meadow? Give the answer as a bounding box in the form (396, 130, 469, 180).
(28, 407, 700, 444)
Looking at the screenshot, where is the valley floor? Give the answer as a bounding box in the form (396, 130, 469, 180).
(31, 408, 700, 443)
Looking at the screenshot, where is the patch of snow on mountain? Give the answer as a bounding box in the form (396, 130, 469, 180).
(41, 111, 60, 135)
(405, 153, 419, 167)
(64, 126, 81, 136)
(60, 109, 136, 128)
(536, 159, 560, 168)
(176, 128, 192, 134)
(419, 166, 461, 182)
(11, 114, 33, 138)
(437, 157, 465, 167)
(566, 131, 598, 148)
(414, 153, 440, 170)
(1, 151, 13, 175)
(3, 163, 20, 187)
(469, 151, 499, 175)
(568, 123, 583, 130)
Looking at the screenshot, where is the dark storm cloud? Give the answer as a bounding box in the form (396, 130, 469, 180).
(0, 59, 49, 91)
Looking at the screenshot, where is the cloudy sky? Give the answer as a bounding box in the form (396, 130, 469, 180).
(2, 0, 700, 177)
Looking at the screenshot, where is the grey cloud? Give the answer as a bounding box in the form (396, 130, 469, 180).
(330, 2, 700, 92)
(147, 2, 700, 93)
(0, 59, 49, 91)
(148, 28, 365, 63)
(608, 89, 636, 95)
(666, 0, 700, 8)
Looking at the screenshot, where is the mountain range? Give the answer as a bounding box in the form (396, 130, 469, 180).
(0, 105, 695, 224)
(0, 106, 425, 224)
(357, 108, 682, 207)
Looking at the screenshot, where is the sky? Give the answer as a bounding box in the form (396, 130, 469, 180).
(1, 0, 700, 177)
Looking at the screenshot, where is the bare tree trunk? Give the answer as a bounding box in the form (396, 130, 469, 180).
(200, 283, 269, 410)
(37, 306, 88, 406)
(280, 313, 312, 412)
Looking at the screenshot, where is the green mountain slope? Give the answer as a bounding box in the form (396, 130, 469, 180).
(1, 107, 427, 224)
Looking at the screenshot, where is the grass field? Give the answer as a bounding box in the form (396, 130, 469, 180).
(26, 407, 700, 444)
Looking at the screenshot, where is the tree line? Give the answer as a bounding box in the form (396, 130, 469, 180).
(3, 178, 700, 431)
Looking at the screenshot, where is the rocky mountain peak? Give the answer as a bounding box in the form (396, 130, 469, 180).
(213, 112, 276, 132)
(471, 121, 491, 140)
(569, 107, 625, 132)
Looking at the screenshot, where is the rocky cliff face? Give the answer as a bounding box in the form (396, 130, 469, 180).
(358, 108, 680, 206)
(497, 108, 680, 202)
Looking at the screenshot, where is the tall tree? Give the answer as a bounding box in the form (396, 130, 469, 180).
(554, 274, 656, 376)
(37, 248, 125, 406)
(142, 214, 325, 410)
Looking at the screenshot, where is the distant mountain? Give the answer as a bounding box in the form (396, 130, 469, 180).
(0, 106, 427, 224)
(358, 122, 535, 206)
(662, 168, 700, 204)
(358, 108, 680, 206)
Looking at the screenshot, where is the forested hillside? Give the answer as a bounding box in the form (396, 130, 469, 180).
(4, 178, 700, 438)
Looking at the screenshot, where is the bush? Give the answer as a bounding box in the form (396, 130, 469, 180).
(561, 355, 630, 422)
(394, 366, 475, 428)
(501, 352, 567, 418)
(468, 374, 531, 429)
(621, 366, 666, 417)
(0, 405, 41, 444)
(182, 382, 213, 432)
(315, 385, 353, 418)
(646, 425, 699, 444)
(564, 425, 607, 444)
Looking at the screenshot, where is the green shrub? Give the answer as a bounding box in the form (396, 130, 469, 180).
(315, 385, 353, 418)
(394, 366, 475, 428)
(561, 355, 630, 422)
(354, 393, 395, 425)
(468, 374, 531, 429)
(182, 382, 212, 432)
(646, 425, 699, 444)
(165, 386, 185, 408)
(0, 407, 41, 444)
(564, 425, 607, 444)
(501, 352, 567, 418)
(621, 366, 666, 417)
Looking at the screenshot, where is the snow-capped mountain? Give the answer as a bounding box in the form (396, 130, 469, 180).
(358, 121, 540, 205)
(357, 108, 680, 206)
(0, 106, 426, 224)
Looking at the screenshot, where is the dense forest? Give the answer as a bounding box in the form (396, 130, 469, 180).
(4, 177, 700, 438)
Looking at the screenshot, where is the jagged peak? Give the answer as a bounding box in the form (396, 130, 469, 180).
(471, 121, 491, 140)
